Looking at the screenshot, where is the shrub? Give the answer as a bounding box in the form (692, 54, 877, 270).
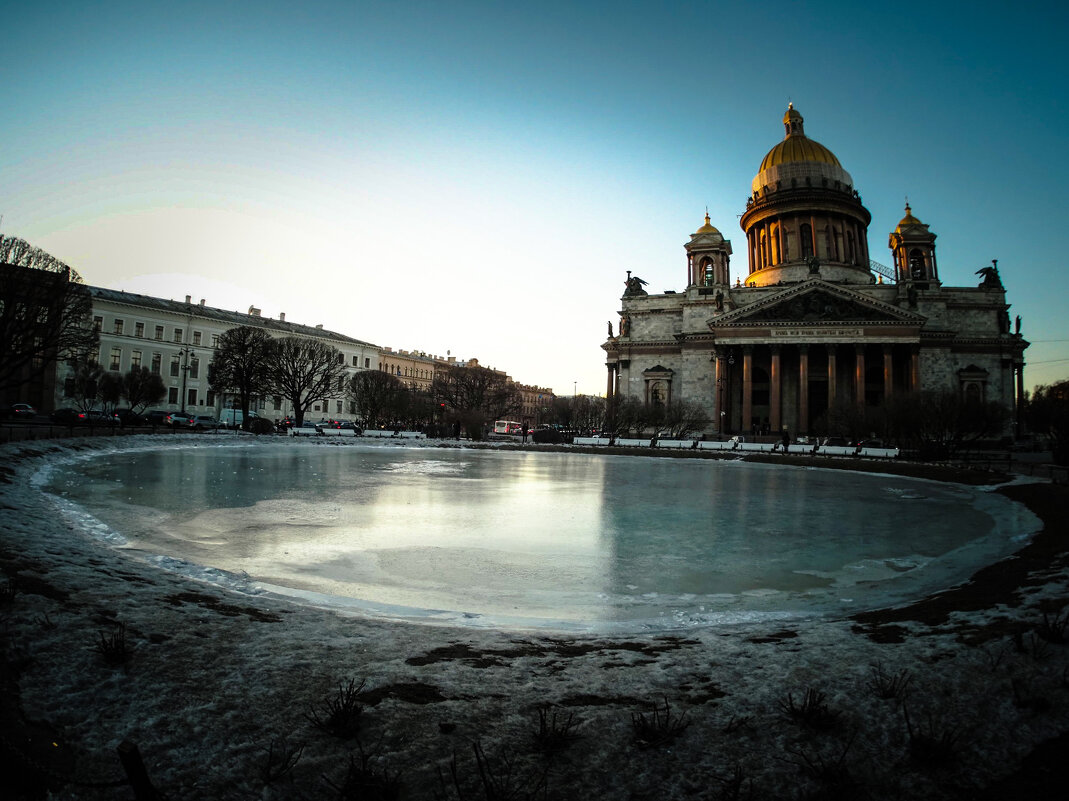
(307, 678, 366, 738)
(778, 688, 840, 731)
(249, 417, 275, 435)
(631, 696, 690, 749)
(92, 621, 130, 666)
(867, 663, 912, 701)
(532, 705, 582, 754)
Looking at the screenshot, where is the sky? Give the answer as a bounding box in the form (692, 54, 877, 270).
(3, 0, 1067, 396)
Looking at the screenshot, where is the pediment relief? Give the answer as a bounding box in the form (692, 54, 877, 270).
(710, 282, 923, 328)
(643, 364, 672, 374)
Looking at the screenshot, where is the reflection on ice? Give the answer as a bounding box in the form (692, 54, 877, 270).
(43, 443, 1040, 630)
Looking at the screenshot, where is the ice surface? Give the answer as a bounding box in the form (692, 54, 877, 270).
(41, 440, 1040, 629)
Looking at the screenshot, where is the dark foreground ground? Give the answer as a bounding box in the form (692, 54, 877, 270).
(1, 437, 1068, 800)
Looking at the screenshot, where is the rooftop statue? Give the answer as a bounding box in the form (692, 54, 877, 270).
(976, 260, 1004, 289)
(623, 270, 648, 297)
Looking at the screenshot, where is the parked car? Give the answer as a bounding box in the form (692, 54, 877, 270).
(1, 403, 37, 420)
(115, 408, 148, 426)
(50, 407, 84, 425)
(193, 415, 221, 430)
(166, 412, 195, 428)
(85, 409, 121, 426)
(145, 410, 170, 426)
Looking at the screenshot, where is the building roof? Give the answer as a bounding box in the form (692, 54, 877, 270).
(758, 104, 842, 171)
(88, 286, 379, 349)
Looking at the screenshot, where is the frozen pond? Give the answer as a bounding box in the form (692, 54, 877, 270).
(41, 442, 1038, 630)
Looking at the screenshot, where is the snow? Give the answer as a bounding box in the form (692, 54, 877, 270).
(2, 435, 1068, 800)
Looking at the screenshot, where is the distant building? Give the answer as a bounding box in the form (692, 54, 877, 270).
(603, 105, 1028, 436)
(62, 288, 380, 420)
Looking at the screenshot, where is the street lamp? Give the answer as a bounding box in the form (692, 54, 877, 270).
(179, 347, 196, 413)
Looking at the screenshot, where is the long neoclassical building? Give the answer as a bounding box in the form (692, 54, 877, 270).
(603, 105, 1028, 436)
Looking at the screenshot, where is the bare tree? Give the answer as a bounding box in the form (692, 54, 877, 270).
(0, 236, 98, 399)
(267, 336, 346, 427)
(121, 366, 167, 413)
(63, 359, 104, 416)
(208, 326, 274, 430)
(432, 364, 520, 439)
(659, 400, 711, 438)
(347, 370, 407, 429)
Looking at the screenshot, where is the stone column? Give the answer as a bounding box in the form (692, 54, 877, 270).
(910, 346, 920, 392)
(742, 346, 753, 435)
(883, 345, 894, 400)
(798, 345, 809, 434)
(606, 364, 616, 399)
(770, 345, 782, 432)
(855, 344, 866, 408)
(827, 345, 837, 408)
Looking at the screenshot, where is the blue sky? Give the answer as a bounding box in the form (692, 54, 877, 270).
(3, 1, 1067, 395)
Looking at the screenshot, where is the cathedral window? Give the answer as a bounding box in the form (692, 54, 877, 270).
(800, 224, 813, 259)
(909, 249, 926, 279)
(701, 258, 714, 285)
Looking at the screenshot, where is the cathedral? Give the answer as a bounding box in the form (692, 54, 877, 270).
(603, 105, 1028, 436)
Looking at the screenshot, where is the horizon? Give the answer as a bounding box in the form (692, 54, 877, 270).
(3, 1, 1066, 395)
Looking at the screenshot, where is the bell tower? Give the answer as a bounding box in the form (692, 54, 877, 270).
(889, 203, 939, 287)
(685, 213, 732, 288)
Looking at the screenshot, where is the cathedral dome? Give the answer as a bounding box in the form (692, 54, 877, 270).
(896, 203, 922, 230)
(751, 104, 853, 194)
(694, 213, 720, 235)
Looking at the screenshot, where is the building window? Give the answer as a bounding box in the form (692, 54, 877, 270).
(187, 389, 198, 407)
(800, 224, 813, 259)
(170, 356, 180, 377)
(273, 396, 281, 411)
(336, 401, 342, 413)
(352, 355, 359, 366)
(135, 322, 144, 338)
(93, 316, 103, 331)
(173, 328, 183, 343)
(211, 334, 219, 348)
(109, 347, 121, 371)
(151, 353, 161, 374)
(189, 358, 199, 379)
(192, 331, 201, 346)
(155, 325, 164, 340)
(131, 350, 142, 369)
(365, 357, 370, 369)
(113, 319, 124, 335)
(168, 387, 178, 404)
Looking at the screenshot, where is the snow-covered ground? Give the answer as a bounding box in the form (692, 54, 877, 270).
(2, 435, 1068, 800)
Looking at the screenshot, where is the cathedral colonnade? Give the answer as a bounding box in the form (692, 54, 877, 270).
(712, 341, 919, 436)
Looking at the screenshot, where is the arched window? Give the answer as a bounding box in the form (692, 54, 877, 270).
(909, 249, 926, 279)
(800, 224, 813, 259)
(700, 257, 714, 285)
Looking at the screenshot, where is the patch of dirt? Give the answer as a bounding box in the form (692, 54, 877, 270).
(405, 637, 699, 668)
(162, 591, 283, 623)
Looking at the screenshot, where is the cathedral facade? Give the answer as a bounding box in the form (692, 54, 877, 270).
(603, 105, 1028, 436)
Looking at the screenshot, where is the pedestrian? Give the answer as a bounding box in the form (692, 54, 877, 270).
(781, 429, 790, 453)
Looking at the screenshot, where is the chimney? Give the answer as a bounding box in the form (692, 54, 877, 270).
(199, 299, 205, 306)
(279, 312, 285, 322)
(185, 295, 192, 303)
(249, 306, 261, 317)
(316, 324, 323, 329)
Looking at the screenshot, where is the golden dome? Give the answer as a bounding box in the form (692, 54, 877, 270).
(758, 104, 842, 172)
(695, 213, 720, 235)
(897, 203, 922, 229)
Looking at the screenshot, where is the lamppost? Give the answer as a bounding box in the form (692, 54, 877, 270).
(715, 351, 735, 434)
(179, 347, 196, 414)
